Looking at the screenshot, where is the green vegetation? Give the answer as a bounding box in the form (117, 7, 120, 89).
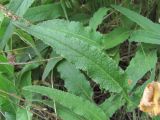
(0, 0, 160, 120)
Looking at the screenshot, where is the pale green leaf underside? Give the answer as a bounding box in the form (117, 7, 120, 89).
(14, 20, 128, 93)
(23, 85, 108, 120)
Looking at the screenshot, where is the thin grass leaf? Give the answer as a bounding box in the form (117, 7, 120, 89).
(112, 5, 160, 33)
(130, 30, 160, 45)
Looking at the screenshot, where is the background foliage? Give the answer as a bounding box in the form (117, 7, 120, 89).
(0, 0, 160, 120)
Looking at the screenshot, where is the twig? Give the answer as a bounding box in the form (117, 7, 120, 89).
(0, 57, 63, 65)
(0, 46, 32, 54)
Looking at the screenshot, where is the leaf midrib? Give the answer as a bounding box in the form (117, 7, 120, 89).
(40, 22, 101, 48)
(30, 25, 124, 93)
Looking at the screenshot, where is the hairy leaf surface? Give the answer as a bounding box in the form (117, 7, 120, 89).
(57, 60, 92, 99)
(14, 20, 128, 93)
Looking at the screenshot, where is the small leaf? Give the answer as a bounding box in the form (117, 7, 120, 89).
(125, 48, 157, 89)
(57, 60, 93, 99)
(102, 27, 130, 49)
(100, 95, 125, 117)
(42, 51, 62, 80)
(89, 7, 110, 31)
(23, 85, 108, 120)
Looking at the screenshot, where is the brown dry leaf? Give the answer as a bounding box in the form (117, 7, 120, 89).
(139, 81, 160, 116)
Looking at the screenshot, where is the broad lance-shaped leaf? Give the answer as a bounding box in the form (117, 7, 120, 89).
(23, 85, 108, 120)
(57, 60, 93, 100)
(112, 5, 160, 33)
(130, 30, 160, 45)
(89, 7, 109, 31)
(0, 0, 35, 49)
(125, 48, 157, 90)
(14, 20, 128, 93)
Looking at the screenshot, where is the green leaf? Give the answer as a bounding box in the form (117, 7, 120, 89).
(57, 60, 93, 99)
(42, 51, 62, 80)
(56, 104, 86, 120)
(89, 7, 110, 31)
(130, 30, 160, 45)
(33, 19, 102, 47)
(0, 55, 14, 76)
(24, 3, 64, 22)
(34, 99, 86, 120)
(4, 112, 16, 120)
(14, 29, 42, 59)
(0, 0, 35, 49)
(0, 74, 17, 115)
(112, 5, 160, 33)
(0, 11, 4, 27)
(128, 69, 155, 111)
(102, 27, 130, 49)
(16, 108, 32, 120)
(125, 48, 157, 89)
(23, 85, 108, 120)
(17, 63, 39, 88)
(100, 95, 125, 118)
(14, 20, 128, 93)
(0, 74, 16, 94)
